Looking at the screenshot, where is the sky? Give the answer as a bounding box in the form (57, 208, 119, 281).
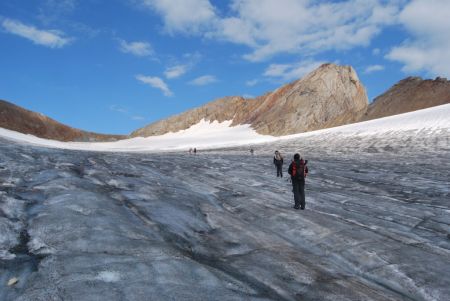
(1, 0, 449, 135)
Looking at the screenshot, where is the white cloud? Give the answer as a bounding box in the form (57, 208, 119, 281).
(164, 64, 189, 79)
(264, 60, 324, 81)
(386, 0, 450, 77)
(372, 48, 381, 55)
(364, 64, 385, 74)
(245, 79, 259, 86)
(264, 64, 290, 78)
(1, 18, 72, 48)
(231, 0, 402, 61)
(188, 75, 217, 86)
(211, 16, 257, 47)
(141, 0, 216, 34)
(132, 115, 145, 121)
(164, 52, 201, 79)
(119, 39, 153, 57)
(136, 75, 173, 96)
(144, 0, 402, 61)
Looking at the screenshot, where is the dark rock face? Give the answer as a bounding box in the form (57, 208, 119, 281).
(361, 76, 450, 121)
(131, 64, 369, 137)
(0, 100, 125, 142)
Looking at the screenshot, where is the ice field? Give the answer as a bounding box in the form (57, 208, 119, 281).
(1, 105, 449, 300)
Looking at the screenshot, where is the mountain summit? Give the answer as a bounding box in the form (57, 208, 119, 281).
(131, 63, 369, 137)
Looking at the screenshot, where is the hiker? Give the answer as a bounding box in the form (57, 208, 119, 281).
(250, 148, 254, 156)
(193, 148, 197, 154)
(288, 153, 309, 210)
(273, 150, 284, 177)
(189, 148, 192, 154)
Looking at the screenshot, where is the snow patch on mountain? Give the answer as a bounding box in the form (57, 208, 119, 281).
(0, 104, 449, 152)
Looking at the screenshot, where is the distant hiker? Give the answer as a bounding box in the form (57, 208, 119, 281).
(288, 153, 309, 210)
(193, 148, 197, 155)
(250, 148, 254, 156)
(189, 148, 192, 154)
(273, 150, 284, 177)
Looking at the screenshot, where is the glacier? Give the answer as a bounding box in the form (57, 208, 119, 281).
(0, 105, 449, 300)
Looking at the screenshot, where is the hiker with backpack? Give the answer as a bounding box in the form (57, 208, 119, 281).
(288, 153, 309, 210)
(273, 150, 284, 177)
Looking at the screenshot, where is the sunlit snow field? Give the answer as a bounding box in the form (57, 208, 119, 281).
(1, 104, 449, 152)
(0, 105, 449, 300)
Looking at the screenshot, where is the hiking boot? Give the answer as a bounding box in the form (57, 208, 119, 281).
(294, 205, 300, 210)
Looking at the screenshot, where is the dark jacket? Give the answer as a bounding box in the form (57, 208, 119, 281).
(288, 159, 308, 180)
(273, 156, 283, 166)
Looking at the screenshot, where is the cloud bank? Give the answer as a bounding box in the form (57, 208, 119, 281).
(142, 0, 401, 61)
(386, 0, 450, 77)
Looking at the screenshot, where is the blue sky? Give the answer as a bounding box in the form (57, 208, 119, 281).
(1, 0, 449, 135)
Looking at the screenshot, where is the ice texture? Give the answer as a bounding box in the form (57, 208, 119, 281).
(0, 112, 449, 300)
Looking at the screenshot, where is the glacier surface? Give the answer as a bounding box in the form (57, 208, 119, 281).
(0, 107, 450, 300)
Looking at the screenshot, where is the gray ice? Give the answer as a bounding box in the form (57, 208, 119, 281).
(0, 128, 449, 300)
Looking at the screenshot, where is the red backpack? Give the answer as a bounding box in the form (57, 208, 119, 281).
(291, 160, 306, 179)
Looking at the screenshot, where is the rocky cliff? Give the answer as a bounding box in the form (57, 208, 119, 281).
(131, 63, 369, 137)
(361, 76, 450, 121)
(0, 100, 125, 142)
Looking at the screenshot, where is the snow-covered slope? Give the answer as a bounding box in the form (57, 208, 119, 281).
(280, 103, 450, 138)
(0, 119, 272, 151)
(0, 104, 449, 152)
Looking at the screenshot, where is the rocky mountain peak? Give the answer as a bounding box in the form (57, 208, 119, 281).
(132, 63, 369, 137)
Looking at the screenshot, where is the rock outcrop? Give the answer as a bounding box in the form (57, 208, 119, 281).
(361, 76, 450, 121)
(131, 63, 369, 137)
(0, 100, 125, 142)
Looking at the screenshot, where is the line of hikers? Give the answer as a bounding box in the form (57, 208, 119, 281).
(273, 150, 309, 210)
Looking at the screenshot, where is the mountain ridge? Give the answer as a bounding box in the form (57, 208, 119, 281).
(362, 76, 450, 121)
(0, 100, 125, 142)
(1, 64, 450, 142)
(132, 63, 369, 137)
